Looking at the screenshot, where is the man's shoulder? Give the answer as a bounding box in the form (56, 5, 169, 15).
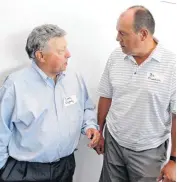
(7, 65, 32, 83)
(159, 44, 176, 62)
(1, 65, 32, 90)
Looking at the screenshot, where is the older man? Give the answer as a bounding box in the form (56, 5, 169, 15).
(0, 24, 100, 182)
(96, 5, 176, 182)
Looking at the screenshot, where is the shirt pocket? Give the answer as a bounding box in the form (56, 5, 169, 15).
(146, 78, 170, 110)
(147, 79, 163, 95)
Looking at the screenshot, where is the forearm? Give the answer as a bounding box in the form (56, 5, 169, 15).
(97, 97, 112, 134)
(171, 114, 176, 157)
(81, 98, 98, 134)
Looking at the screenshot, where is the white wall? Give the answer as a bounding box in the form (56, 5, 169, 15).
(0, 1, 176, 181)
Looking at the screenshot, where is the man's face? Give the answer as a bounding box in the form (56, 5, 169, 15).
(42, 36, 70, 74)
(116, 15, 142, 56)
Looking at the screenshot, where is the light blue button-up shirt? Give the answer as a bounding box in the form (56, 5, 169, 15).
(0, 61, 98, 169)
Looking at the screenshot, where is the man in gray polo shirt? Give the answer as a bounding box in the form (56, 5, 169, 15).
(95, 5, 176, 182)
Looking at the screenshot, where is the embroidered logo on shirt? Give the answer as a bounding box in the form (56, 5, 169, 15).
(64, 95, 77, 106)
(147, 72, 164, 83)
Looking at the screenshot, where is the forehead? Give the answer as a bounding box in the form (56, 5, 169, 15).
(47, 36, 67, 49)
(116, 11, 134, 31)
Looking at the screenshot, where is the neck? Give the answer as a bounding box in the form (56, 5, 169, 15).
(35, 61, 58, 81)
(133, 39, 157, 65)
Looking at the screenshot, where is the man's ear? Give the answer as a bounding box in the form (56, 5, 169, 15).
(139, 29, 148, 41)
(35, 50, 45, 63)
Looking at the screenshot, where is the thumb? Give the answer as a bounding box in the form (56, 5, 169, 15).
(157, 169, 164, 181)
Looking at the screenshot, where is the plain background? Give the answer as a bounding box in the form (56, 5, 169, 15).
(0, 0, 176, 181)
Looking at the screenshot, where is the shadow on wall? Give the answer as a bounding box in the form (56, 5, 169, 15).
(3, 30, 30, 62)
(0, 30, 31, 86)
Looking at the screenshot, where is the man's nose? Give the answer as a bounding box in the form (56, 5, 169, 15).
(65, 49, 71, 58)
(116, 33, 121, 42)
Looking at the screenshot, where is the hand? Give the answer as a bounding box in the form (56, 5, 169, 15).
(158, 160, 176, 182)
(94, 134, 105, 155)
(86, 128, 100, 148)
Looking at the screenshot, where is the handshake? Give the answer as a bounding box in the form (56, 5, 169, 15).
(86, 128, 104, 155)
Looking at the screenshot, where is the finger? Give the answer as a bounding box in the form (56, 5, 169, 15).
(159, 175, 169, 182)
(96, 147, 103, 154)
(86, 130, 92, 139)
(95, 145, 103, 155)
(162, 176, 169, 182)
(88, 139, 98, 148)
(88, 141, 94, 148)
(90, 132, 100, 148)
(157, 171, 164, 182)
(100, 144, 104, 153)
(88, 140, 96, 148)
(97, 148, 102, 155)
(158, 174, 163, 181)
(93, 131, 100, 143)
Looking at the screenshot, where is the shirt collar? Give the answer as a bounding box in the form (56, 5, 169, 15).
(32, 61, 48, 81)
(150, 42, 162, 62)
(32, 61, 66, 83)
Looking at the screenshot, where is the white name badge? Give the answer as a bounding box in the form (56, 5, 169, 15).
(147, 72, 164, 83)
(64, 95, 77, 106)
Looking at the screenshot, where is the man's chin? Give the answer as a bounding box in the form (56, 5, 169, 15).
(121, 48, 128, 54)
(62, 66, 67, 71)
(55, 68, 67, 75)
(60, 67, 67, 73)
(121, 48, 132, 55)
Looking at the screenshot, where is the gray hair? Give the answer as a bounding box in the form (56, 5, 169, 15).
(25, 24, 66, 59)
(128, 5, 155, 35)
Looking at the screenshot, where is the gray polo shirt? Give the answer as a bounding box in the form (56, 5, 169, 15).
(98, 43, 176, 151)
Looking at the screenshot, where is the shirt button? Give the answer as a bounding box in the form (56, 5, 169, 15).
(134, 72, 136, 74)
